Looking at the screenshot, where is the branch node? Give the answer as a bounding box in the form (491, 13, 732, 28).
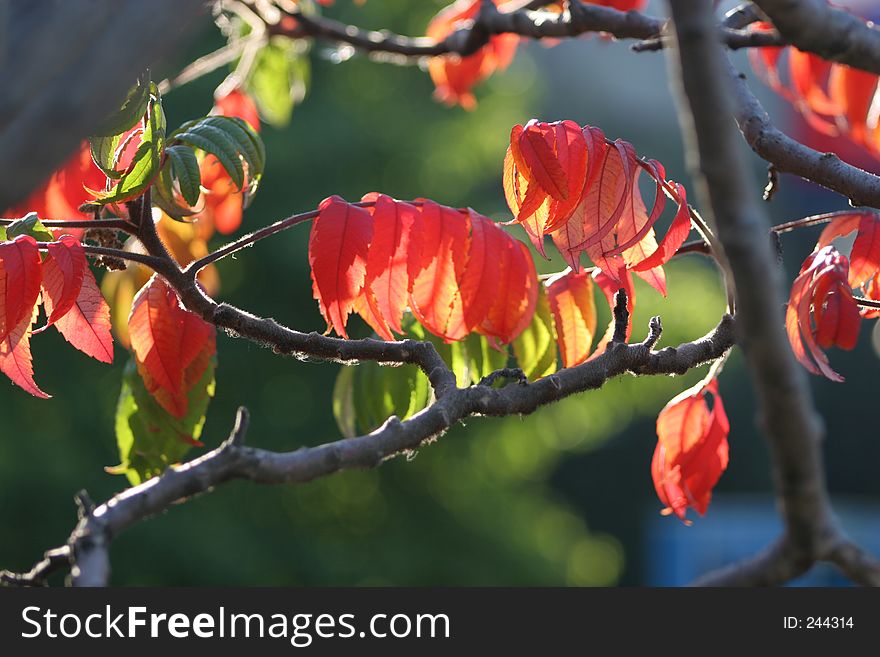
(74, 490, 95, 521)
(611, 289, 630, 344)
(642, 316, 663, 350)
(224, 407, 251, 448)
(478, 367, 527, 388)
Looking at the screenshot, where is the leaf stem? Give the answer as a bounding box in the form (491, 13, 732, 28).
(0, 217, 136, 231)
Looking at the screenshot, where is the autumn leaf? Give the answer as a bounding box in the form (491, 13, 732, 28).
(426, 1, 518, 109)
(128, 275, 216, 417)
(816, 210, 880, 288)
(546, 270, 597, 368)
(4, 142, 105, 238)
(0, 304, 48, 399)
(786, 246, 860, 382)
(357, 193, 421, 340)
(37, 235, 86, 329)
(409, 200, 470, 341)
(652, 378, 729, 522)
(309, 196, 373, 339)
(45, 265, 114, 364)
(0, 235, 42, 342)
(478, 235, 537, 345)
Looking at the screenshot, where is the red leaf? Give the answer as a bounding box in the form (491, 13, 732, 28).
(828, 64, 877, 144)
(358, 193, 421, 339)
(786, 246, 859, 382)
(214, 89, 260, 132)
(129, 275, 215, 417)
(0, 305, 49, 398)
(547, 271, 597, 368)
(518, 120, 570, 200)
(409, 200, 470, 342)
(445, 210, 505, 340)
(552, 141, 633, 270)
(479, 237, 538, 344)
(426, 1, 518, 109)
(37, 236, 86, 329)
(849, 213, 880, 287)
(45, 265, 114, 364)
(632, 182, 691, 272)
(652, 378, 729, 521)
(4, 142, 105, 239)
(309, 196, 373, 338)
(0, 235, 42, 342)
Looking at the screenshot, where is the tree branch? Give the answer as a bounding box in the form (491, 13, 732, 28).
(753, 0, 880, 74)
(667, 0, 880, 586)
(729, 59, 880, 209)
(12, 301, 733, 585)
(274, 1, 775, 61)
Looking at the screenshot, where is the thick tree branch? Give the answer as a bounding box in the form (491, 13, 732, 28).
(9, 301, 733, 585)
(729, 60, 880, 209)
(274, 1, 776, 61)
(753, 0, 880, 74)
(269, 2, 880, 212)
(667, 0, 880, 586)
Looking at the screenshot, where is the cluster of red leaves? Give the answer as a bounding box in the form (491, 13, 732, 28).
(750, 19, 880, 156)
(424, 1, 648, 109)
(426, 1, 519, 110)
(128, 275, 216, 420)
(0, 234, 113, 397)
(5, 144, 106, 236)
(309, 193, 538, 344)
(784, 210, 880, 382)
(652, 378, 730, 522)
(504, 120, 691, 296)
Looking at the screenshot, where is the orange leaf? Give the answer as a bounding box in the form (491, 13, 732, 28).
(546, 271, 597, 368)
(409, 200, 470, 341)
(128, 275, 215, 417)
(0, 235, 42, 342)
(358, 193, 421, 339)
(46, 265, 114, 364)
(786, 246, 860, 382)
(652, 378, 729, 521)
(309, 196, 373, 338)
(479, 236, 538, 344)
(38, 236, 86, 329)
(0, 305, 49, 398)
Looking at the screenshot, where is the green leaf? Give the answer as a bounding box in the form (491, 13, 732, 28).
(110, 355, 216, 485)
(90, 134, 124, 179)
(332, 366, 358, 439)
(89, 89, 166, 205)
(152, 160, 198, 221)
(463, 333, 509, 385)
(245, 36, 310, 128)
(332, 360, 429, 438)
(6, 213, 55, 242)
(166, 145, 201, 206)
(173, 123, 245, 189)
(513, 287, 558, 381)
(93, 74, 151, 137)
(199, 116, 263, 173)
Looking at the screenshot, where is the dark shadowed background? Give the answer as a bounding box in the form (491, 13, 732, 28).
(1, 0, 878, 586)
